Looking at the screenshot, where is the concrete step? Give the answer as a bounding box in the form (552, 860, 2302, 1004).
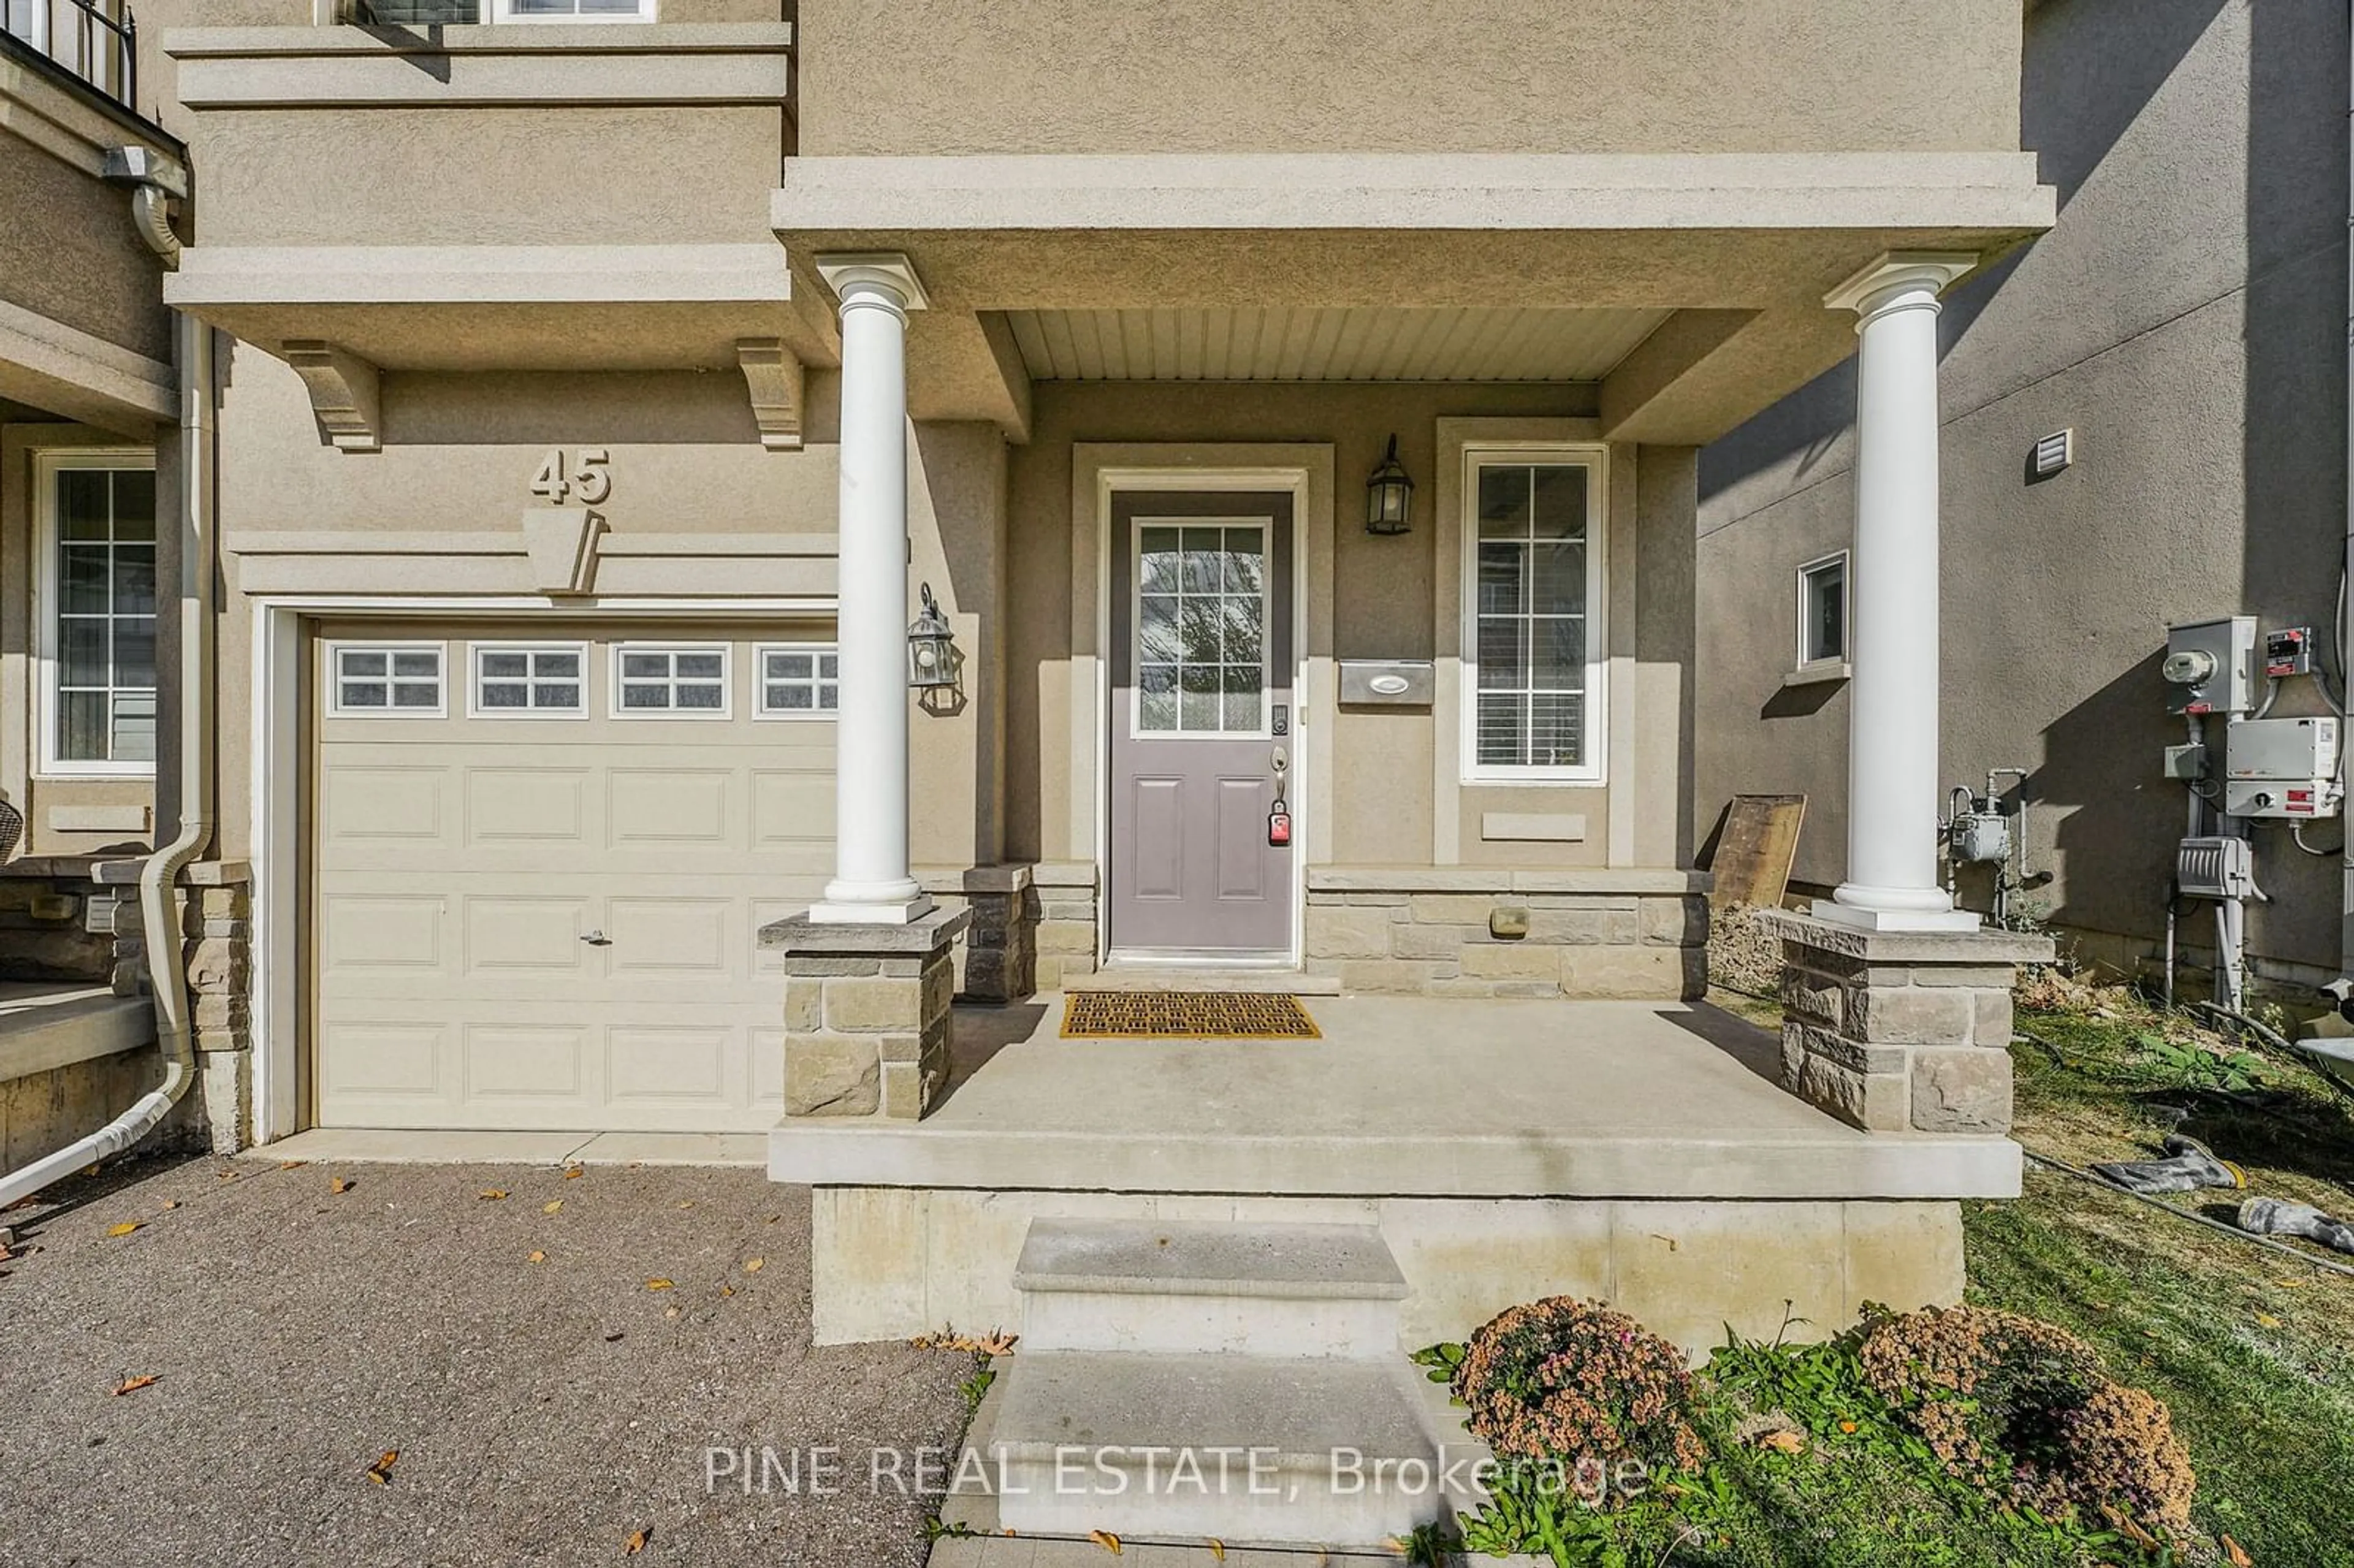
(1068, 967, 1341, 995)
(1016, 1219, 1407, 1358)
(987, 1350, 1444, 1547)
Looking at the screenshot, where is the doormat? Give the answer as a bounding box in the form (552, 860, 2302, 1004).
(1061, 991, 1321, 1040)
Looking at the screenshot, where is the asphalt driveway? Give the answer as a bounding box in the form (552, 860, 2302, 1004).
(0, 1153, 972, 1567)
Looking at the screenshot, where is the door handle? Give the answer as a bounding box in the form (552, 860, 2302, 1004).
(580, 929, 612, 947)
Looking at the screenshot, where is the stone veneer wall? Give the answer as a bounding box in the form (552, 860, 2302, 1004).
(1764, 911, 2052, 1135)
(99, 859, 253, 1152)
(1303, 869, 1710, 999)
(1031, 862, 1099, 991)
(0, 858, 128, 984)
(916, 866, 1037, 1003)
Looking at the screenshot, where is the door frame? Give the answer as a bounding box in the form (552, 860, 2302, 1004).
(1081, 454, 1330, 969)
(246, 593, 832, 1144)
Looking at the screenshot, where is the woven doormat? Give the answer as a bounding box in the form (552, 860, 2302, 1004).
(1061, 991, 1321, 1040)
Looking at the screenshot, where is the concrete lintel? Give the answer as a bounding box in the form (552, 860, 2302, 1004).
(519, 507, 603, 595)
(735, 338, 806, 450)
(1305, 866, 1708, 896)
(1759, 907, 2055, 967)
(281, 340, 381, 452)
(915, 864, 1035, 896)
(170, 243, 796, 307)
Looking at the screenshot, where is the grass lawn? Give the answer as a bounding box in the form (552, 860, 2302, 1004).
(1699, 984, 2354, 1566)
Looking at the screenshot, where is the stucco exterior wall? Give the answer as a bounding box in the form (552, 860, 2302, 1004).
(1002, 380, 1697, 877)
(1694, 0, 2347, 981)
(0, 124, 170, 366)
(793, 0, 2023, 158)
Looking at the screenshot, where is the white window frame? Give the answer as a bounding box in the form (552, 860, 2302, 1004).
(1127, 515, 1274, 742)
(609, 641, 732, 720)
(467, 640, 590, 720)
(326, 640, 448, 719)
(1796, 550, 1850, 672)
(35, 448, 158, 778)
(486, 0, 657, 23)
(1458, 442, 1609, 785)
(753, 642, 840, 720)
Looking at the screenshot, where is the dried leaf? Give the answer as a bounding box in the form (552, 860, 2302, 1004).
(82, 1163, 102, 1177)
(720, 1285, 736, 1299)
(365, 1450, 398, 1485)
(2223, 1533, 2254, 1568)
(664, 1306, 680, 1320)
(1836, 1420, 1859, 1434)
(478, 1189, 509, 1202)
(161, 1200, 180, 1210)
(1207, 1542, 1225, 1562)
(105, 1222, 141, 1238)
(563, 1165, 585, 1180)
(742, 1258, 764, 1273)
(278, 1160, 307, 1171)
(623, 1527, 650, 1556)
(1754, 1429, 1807, 1455)
(527, 1251, 547, 1265)
(1089, 1531, 1122, 1556)
(646, 1278, 674, 1291)
(330, 1178, 354, 1195)
(2254, 1312, 2282, 1329)
(543, 1200, 564, 1215)
(109, 1374, 158, 1397)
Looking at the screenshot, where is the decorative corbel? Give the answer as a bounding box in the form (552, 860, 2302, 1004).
(736, 338, 806, 451)
(281, 340, 382, 453)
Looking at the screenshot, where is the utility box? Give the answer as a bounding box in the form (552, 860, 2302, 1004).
(2223, 714, 2340, 818)
(2163, 617, 2258, 715)
(2177, 835, 2255, 899)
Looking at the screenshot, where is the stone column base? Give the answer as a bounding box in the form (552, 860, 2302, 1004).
(760, 905, 971, 1121)
(1759, 910, 2052, 1135)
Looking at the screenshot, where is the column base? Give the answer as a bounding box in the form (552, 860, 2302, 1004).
(807, 893, 938, 926)
(761, 905, 973, 1121)
(1760, 909, 2054, 1135)
(1809, 898, 1982, 934)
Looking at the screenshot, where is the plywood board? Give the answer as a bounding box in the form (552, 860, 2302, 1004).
(1708, 794, 1807, 910)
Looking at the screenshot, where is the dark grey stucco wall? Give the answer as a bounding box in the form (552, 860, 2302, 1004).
(1695, 0, 2352, 981)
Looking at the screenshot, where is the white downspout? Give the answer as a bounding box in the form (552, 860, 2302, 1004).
(0, 314, 215, 1209)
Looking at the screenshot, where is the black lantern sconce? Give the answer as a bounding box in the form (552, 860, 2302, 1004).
(1365, 433, 1413, 536)
(906, 582, 961, 690)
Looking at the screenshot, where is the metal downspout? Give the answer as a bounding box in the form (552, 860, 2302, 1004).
(0, 315, 215, 1209)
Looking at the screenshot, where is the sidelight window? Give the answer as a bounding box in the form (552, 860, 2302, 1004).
(1461, 450, 1606, 780)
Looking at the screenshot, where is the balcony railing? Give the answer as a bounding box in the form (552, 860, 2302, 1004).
(1, 0, 136, 111)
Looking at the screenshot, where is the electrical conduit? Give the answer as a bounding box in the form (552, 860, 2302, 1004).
(0, 315, 215, 1210)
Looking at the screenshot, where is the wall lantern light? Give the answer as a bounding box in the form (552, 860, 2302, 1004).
(1365, 433, 1414, 536)
(906, 582, 961, 690)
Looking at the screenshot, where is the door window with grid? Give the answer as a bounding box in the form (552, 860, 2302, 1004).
(1133, 523, 1268, 736)
(1468, 457, 1601, 775)
(45, 460, 156, 770)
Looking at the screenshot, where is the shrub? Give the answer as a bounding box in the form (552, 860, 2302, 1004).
(1856, 1304, 2195, 1536)
(1453, 1296, 1707, 1473)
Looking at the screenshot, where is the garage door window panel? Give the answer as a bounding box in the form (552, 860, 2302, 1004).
(471, 644, 588, 717)
(756, 644, 839, 718)
(330, 643, 446, 718)
(613, 644, 731, 718)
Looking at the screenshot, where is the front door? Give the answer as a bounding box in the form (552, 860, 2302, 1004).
(1107, 491, 1296, 959)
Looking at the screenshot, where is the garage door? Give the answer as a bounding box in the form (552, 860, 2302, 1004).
(310, 621, 837, 1131)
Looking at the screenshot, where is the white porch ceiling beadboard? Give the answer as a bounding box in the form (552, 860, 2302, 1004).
(1000, 306, 1670, 382)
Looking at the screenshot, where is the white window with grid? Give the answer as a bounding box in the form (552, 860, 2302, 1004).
(1132, 522, 1269, 736)
(330, 644, 446, 717)
(612, 644, 729, 717)
(38, 454, 157, 774)
(471, 644, 587, 717)
(1796, 552, 1849, 669)
(756, 645, 839, 717)
(1461, 450, 1607, 781)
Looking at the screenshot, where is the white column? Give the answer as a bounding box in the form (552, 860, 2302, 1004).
(812, 254, 932, 924)
(1815, 252, 1980, 933)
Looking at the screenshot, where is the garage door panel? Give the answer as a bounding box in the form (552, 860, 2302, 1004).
(313, 626, 837, 1133)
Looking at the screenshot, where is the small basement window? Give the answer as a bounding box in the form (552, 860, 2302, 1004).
(757, 645, 839, 716)
(473, 644, 585, 716)
(1797, 552, 1849, 669)
(332, 644, 445, 717)
(614, 644, 729, 717)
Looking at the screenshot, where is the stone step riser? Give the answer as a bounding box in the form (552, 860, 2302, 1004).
(1020, 1288, 1401, 1359)
(989, 1453, 1436, 1547)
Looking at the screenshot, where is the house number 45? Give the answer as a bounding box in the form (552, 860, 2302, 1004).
(529, 448, 612, 506)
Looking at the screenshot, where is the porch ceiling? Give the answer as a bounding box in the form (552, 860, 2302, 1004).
(1000, 305, 1670, 383)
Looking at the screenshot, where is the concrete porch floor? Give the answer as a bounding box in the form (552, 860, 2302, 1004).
(769, 995, 2021, 1201)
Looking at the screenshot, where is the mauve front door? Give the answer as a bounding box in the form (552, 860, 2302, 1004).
(1106, 491, 1295, 959)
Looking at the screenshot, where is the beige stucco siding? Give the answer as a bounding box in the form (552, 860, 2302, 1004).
(794, 0, 2022, 158)
(0, 136, 170, 367)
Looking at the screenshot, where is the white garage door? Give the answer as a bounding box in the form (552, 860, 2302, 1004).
(310, 621, 837, 1131)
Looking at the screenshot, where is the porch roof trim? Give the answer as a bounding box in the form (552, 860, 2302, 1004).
(772, 151, 2055, 235)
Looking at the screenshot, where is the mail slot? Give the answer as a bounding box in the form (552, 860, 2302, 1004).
(1337, 660, 1435, 706)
